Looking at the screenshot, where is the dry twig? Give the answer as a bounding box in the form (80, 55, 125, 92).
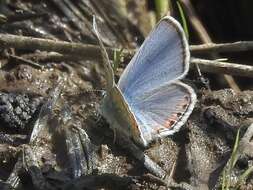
(0, 34, 133, 60)
(190, 58, 253, 78)
(191, 41, 253, 53)
(0, 34, 253, 78)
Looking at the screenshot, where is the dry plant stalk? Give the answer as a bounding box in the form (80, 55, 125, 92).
(0, 34, 253, 78)
(190, 41, 253, 53)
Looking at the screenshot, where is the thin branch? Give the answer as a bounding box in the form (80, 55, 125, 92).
(190, 58, 253, 78)
(22, 52, 253, 78)
(22, 52, 81, 62)
(8, 54, 43, 69)
(2, 33, 253, 59)
(0, 34, 253, 78)
(21, 41, 253, 63)
(190, 41, 253, 53)
(0, 34, 133, 60)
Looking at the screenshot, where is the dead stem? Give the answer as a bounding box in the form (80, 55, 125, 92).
(8, 54, 43, 69)
(0, 34, 133, 60)
(22, 51, 253, 78)
(191, 41, 253, 53)
(1, 34, 253, 78)
(190, 58, 253, 78)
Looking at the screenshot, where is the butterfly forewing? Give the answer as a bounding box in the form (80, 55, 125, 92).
(118, 16, 190, 100)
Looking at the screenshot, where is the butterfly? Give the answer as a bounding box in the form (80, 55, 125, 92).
(93, 16, 197, 147)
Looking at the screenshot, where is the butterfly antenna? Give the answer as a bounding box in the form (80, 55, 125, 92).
(92, 16, 115, 91)
(192, 58, 211, 90)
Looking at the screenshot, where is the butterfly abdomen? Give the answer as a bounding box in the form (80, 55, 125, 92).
(100, 86, 147, 146)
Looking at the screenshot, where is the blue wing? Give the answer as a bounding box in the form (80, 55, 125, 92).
(117, 16, 195, 146)
(118, 16, 190, 101)
(130, 82, 196, 144)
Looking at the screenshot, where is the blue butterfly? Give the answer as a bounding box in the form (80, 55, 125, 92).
(94, 16, 196, 147)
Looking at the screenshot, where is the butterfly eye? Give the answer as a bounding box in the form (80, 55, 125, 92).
(182, 103, 188, 109)
(169, 120, 176, 126)
(177, 112, 182, 117)
(101, 90, 106, 97)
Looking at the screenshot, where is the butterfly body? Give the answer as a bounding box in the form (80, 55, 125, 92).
(101, 85, 146, 146)
(99, 16, 196, 148)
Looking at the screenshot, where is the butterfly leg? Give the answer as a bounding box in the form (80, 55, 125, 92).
(115, 129, 167, 178)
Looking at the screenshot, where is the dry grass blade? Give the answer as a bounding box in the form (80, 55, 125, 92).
(190, 58, 253, 78)
(191, 41, 253, 53)
(0, 33, 253, 78)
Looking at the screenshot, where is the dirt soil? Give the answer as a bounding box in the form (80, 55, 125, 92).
(0, 1, 252, 190)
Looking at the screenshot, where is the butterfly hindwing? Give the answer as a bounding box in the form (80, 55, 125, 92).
(130, 81, 196, 144)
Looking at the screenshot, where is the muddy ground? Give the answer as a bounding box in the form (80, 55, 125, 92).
(0, 1, 252, 190)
